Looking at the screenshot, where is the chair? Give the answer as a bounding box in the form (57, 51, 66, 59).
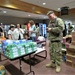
(33, 36, 47, 59)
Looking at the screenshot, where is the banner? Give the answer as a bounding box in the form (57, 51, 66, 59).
(39, 23, 47, 38)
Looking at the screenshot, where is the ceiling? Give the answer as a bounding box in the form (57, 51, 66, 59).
(0, 8, 48, 19)
(0, 0, 75, 19)
(21, 0, 75, 11)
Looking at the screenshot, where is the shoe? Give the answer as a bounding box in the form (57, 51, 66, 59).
(56, 66, 61, 73)
(46, 62, 55, 68)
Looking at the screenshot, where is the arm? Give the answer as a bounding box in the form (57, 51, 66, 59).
(8, 30, 12, 39)
(19, 28, 24, 34)
(30, 26, 37, 33)
(30, 30, 37, 33)
(47, 18, 64, 34)
(51, 18, 64, 33)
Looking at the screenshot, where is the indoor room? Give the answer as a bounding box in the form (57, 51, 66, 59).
(0, 0, 75, 75)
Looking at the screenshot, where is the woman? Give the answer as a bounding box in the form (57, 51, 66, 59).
(8, 25, 16, 40)
(29, 20, 37, 41)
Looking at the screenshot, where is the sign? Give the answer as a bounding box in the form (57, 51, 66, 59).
(39, 23, 47, 38)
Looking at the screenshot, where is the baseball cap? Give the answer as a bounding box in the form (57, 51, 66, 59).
(47, 11, 54, 15)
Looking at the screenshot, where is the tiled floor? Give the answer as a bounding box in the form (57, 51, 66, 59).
(0, 40, 75, 75)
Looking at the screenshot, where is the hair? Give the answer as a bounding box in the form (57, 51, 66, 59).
(16, 24, 21, 28)
(68, 23, 71, 25)
(24, 33, 29, 37)
(29, 20, 34, 25)
(9, 26, 15, 30)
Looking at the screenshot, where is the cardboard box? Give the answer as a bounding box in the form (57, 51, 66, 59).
(66, 48, 75, 56)
(66, 54, 75, 62)
(72, 63, 75, 68)
(72, 32, 75, 36)
(71, 32, 75, 42)
(66, 54, 72, 60)
(66, 60, 72, 67)
(71, 41, 75, 45)
(67, 48, 75, 52)
(71, 56, 75, 63)
(72, 36, 75, 41)
(69, 44, 75, 49)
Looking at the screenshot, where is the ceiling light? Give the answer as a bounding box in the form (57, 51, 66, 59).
(4, 5, 18, 9)
(35, 11, 41, 14)
(1, 23, 3, 25)
(44, 17, 46, 19)
(28, 15, 31, 16)
(44, 16, 48, 19)
(43, 3, 46, 5)
(58, 8, 61, 11)
(3, 11, 7, 13)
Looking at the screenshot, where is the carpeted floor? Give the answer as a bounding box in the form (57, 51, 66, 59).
(0, 40, 75, 75)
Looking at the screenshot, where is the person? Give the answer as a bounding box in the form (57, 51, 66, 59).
(15, 24, 24, 40)
(0, 26, 3, 33)
(29, 20, 37, 41)
(23, 33, 30, 40)
(8, 25, 16, 40)
(36, 24, 40, 37)
(46, 11, 64, 73)
(0, 25, 4, 37)
(68, 23, 73, 35)
(63, 24, 67, 37)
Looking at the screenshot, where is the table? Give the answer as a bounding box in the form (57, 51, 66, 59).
(0, 51, 36, 75)
(33, 47, 47, 59)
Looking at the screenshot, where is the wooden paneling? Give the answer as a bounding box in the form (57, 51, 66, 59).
(58, 8, 75, 16)
(0, 0, 58, 15)
(0, 0, 75, 16)
(69, 8, 75, 15)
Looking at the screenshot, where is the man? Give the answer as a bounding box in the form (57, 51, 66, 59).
(68, 23, 73, 35)
(36, 24, 40, 37)
(15, 24, 24, 40)
(46, 11, 64, 73)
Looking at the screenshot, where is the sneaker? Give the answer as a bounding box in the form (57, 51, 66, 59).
(56, 66, 61, 73)
(46, 63, 55, 68)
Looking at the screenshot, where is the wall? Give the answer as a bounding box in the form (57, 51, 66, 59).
(0, 14, 75, 25)
(45, 15, 75, 25)
(0, 15, 43, 25)
(59, 15, 75, 24)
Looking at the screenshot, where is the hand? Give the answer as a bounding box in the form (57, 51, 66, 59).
(48, 28, 51, 31)
(46, 27, 51, 32)
(18, 29, 22, 33)
(46, 27, 48, 30)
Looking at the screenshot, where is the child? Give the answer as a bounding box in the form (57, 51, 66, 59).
(23, 33, 30, 40)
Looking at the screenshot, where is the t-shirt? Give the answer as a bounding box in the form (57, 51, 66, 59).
(8, 30, 17, 40)
(29, 25, 36, 37)
(15, 28, 24, 39)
